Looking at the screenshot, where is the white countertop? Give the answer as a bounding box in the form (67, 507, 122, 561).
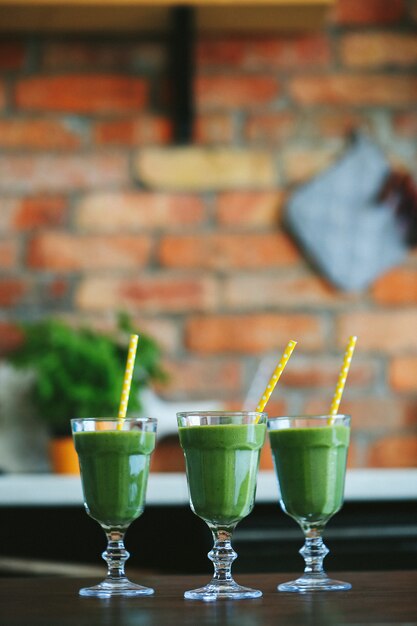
(0, 469, 416, 506)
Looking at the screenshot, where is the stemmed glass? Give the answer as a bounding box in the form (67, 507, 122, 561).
(177, 411, 267, 601)
(71, 417, 157, 598)
(268, 414, 351, 592)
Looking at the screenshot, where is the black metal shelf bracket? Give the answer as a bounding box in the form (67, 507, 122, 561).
(170, 5, 195, 144)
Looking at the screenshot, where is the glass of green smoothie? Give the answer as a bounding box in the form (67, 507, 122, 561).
(72, 417, 157, 598)
(177, 411, 267, 601)
(268, 414, 351, 592)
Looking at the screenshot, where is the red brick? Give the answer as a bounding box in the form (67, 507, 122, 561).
(0, 278, 28, 307)
(151, 439, 185, 473)
(197, 35, 331, 69)
(76, 275, 218, 313)
(245, 35, 331, 69)
(281, 355, 375, 389)
(245, 112, 297, 144)
(42, 42, 167, 71)
(368, 436, 417, 467)
(405, 402, 417, 427)
(12, 196, 67, 231)
(289, 75, 417, 106)
(197, 39, 249, 67)
(160, 357, 242, 396)
(0, 321, 24, 355)
(345, 398, 408, 432)
(129, 317, 180, 353)
(337, 311, 417, 353)
(307, 112, 370, 138)
(44, 277, 70, 300)
(372, 268, 417, 305)
(0, 240, 18, 269)
(27, 233, 151, 271)
(0, 82, 5, 110)
(389, 357, 417, 392)
(57, 313, 180, 354)
(346, 442, 360, 468)
(341, 33, 417, 68)
(93, 116, 172, 145)
(159, 233, 300, 270)
(76, 192, 205, 232)
(0, 153, 129, 192)
(393, 112, 417, 136)
(216, 191, 284, 228)
(195, 76, 280, 109)
(282, 145, 342, 184)
(186, 314, 324, 354)
(0, 196, 67, 232)
(42, 42, 131, 69)
(331, 0, 405, 25)
(224, 274, 352, 309)
(260, 441, 274, 471)
(0, 119, 83, 150)
(135, 148, 274, 191)
(0, 43, 26, 70)
(15, 75, 148, 113)
(194, 113, 234, 144)
(302, 394, 417, 434)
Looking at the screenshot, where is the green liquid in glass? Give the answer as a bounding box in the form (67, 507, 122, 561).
(269, 425, 350, 523)
(74, 430, 155, 528)
(179, 423, 266, 527)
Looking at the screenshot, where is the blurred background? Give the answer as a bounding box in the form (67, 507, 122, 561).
(0, 0, 417, 575)
(1, 0, 417, 471)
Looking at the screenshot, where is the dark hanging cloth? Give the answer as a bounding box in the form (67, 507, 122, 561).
(379, 169, 417, 247)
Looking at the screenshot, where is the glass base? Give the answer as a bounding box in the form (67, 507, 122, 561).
(278, 574, 351, 593)
(79, 578, 154, 598)
(184, 580, 262, 601)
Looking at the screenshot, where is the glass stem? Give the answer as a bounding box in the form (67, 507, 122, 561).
(300, 528, 329, 577)
(208, 528, 237, 583)
(102, 529, 130, 583)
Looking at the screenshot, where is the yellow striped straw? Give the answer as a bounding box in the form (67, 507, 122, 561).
(117, 334, 139, 430)
(256, 340, 297, 418)
(329, 335, 357, 419)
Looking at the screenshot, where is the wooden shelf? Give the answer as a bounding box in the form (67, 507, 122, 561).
(0, 1, 335, 33)
(0, 0, 334, 6)
(0, 0, 335, 141)
(0, 470, 416, 507)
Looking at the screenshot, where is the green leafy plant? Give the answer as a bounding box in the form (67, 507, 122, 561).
(7, 313, 166, 437)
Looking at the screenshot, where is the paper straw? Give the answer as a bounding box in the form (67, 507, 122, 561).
(329, 335, 357, 417)
(117, 334, 139, 430)
(256, 340, 297, 416)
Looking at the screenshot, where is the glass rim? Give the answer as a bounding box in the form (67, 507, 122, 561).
(177, 411, 267, 418)
(70, 417, 157, 424)
(267, 414, 350, 423)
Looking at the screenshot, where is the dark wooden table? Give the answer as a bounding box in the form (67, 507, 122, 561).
(1, 571, 417, 625)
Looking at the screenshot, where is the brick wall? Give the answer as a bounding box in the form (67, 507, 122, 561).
(1, 0, 417, 467)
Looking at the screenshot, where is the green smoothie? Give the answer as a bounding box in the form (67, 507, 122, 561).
(179, 423, 266, 527)
(269, 425, 349, 524)
(74, 430, 155, 528)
